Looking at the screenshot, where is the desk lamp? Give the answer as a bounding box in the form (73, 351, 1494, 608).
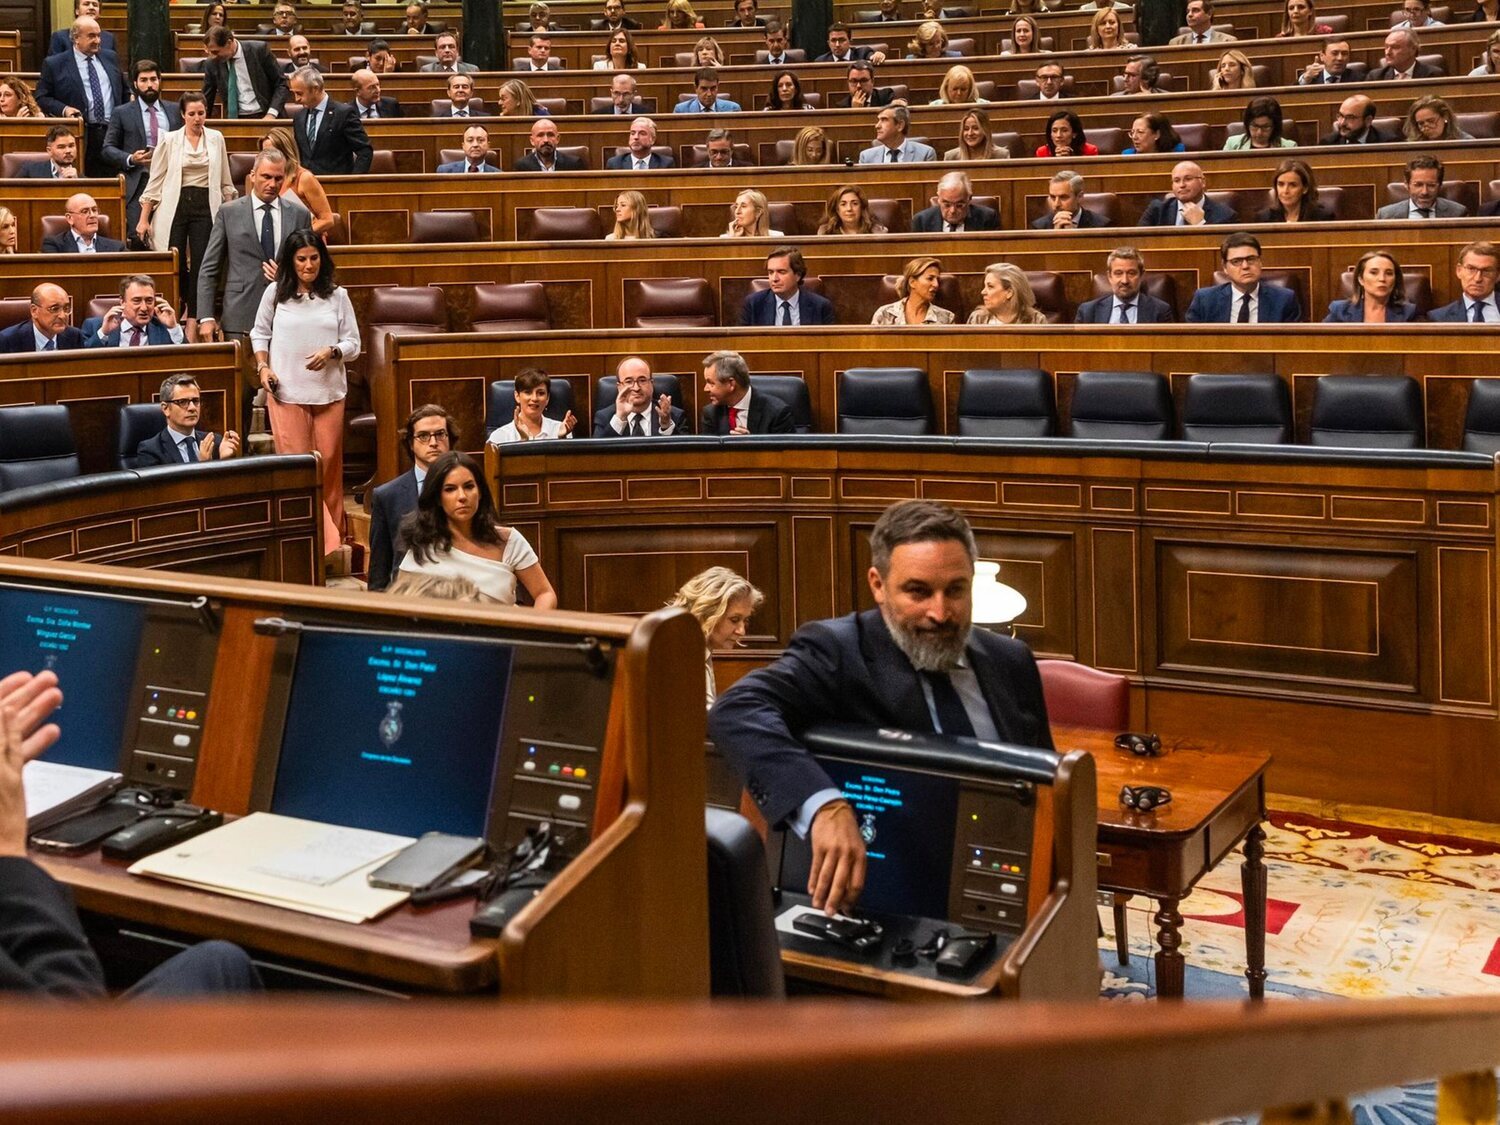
(971, 561, 1027, 637)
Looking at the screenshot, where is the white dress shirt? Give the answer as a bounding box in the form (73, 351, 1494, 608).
(254, 198, 283, 250)
(1229, 285, 1260, 323)
(1111, 297, 1138, 323)
(230, 44, 264, 115)
(609, 407, 676, 435)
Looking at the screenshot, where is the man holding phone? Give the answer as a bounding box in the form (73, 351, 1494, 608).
(82, 274, 187, 347)
(0, 670, 261, 996)
(102, 59, 181, 236)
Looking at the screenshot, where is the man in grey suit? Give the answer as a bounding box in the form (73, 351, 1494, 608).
(857, 106, 937, 164)
(1375, 156, 1469, 220)
(420, 32, 478, 73)
(196, 149, 313, 430)
(102, 60, 182, 234)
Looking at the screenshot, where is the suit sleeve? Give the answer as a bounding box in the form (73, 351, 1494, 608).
(259, 49, 291, 114)
(201, 61, 222, 114)
(344, 108, 373, 173)
(34, 60, 68, 117)
(812, 294, 836, 325)
(764, 399, 795, 434)
(101, 108, 132, 172)
(135, 433, 169, 466)
(196, 209, 230, 323)
(0, 857, 108, 998)
(1184, 292, 1209, 324)
(367, 487, 394, 590)
(737, 292, 759, 327)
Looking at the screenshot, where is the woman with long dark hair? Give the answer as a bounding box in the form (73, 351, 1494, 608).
(251, 230, 359, 554)
(1036, 110, 1098, 157)
(1254, 158, 1336, 222)
(397, 451, 558, 607)
(765, 70, 809, 110)
(1324, 250, 1420, 323)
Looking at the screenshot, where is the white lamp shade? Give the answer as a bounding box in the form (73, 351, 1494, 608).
(972, 560, 1027, 626)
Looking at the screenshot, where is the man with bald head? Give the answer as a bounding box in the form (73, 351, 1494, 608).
(0, 285, 88, 353)
(41, 192, 126, 252)
(592, 357, 691, 437)
(284, 34, 318, 73)
(605, 117, 676, 169)
(35, 16, 126, 176)
(351, 69, 401, 119)
(515, 118, 586, 172)
(1367, 28, 1445, 80)
(48, 0, 115, 56)
(606, 72, 643, 115)
(1319, 94, 1389, 144)
(1137, 162, 1237, 226)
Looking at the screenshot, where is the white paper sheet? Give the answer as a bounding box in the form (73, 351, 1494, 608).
(251, 825, 412, 886)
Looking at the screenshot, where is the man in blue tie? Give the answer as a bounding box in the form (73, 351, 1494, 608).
(1074, 247, 1175, 324)
(1428, 242, 1500, 323)
(133, 375, 241, 466)
(739, 247, 836, 326)
(436, 125, 501, 173)
(34, 17, 125, 176)
(0, 285, 88, 354)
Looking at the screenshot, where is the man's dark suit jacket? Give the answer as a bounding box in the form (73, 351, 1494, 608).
(15, 161, 67, 178)
(40, 231, 127, 253)
(1030, 208, 1110, 230)
(1137, 195, 1237, 227)
(591, 16, 643, 28)
(514, 151, 588, 172)
(815, 46, 880, 62)
(834, 87, 896, 108)
(81, 315, 181, 345)
(48, 27, 116, 56)
(102, 98, 184, 216)
(604, 151, 676, 169)
(0, 857, 107, 997)
(1481, 200, 1500, 217)
(0, 322, 86, 354)
(201, 39, 290, 117)
(356, 96, 404, 118)
(367, 469, 419, 590)
(34, 48, 126, 118)
(700, 392, 795, 435)
(590, 404, 692, 437)
(1075, 293, 1175, 323)
(740, 287, 836, 326)
(1317, 125, 1390, 145)
(1367, 59, 1446, 80)
(1185, 283, 1302, 324)
(1427, 297, 1499, 322)
(293, 97, 373, 175)
(134, 427, 225, 466)
(912, 202, 1000, 233)
(707, 609, 1054, 827)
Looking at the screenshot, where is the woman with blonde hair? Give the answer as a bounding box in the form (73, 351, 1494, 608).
(789, 125, 832, 165)
(1212, 48, 1256, 89)
(907, 19, 953, 58)
(693, 35, 724, 65)
(931, 64, 988, 105)
(668, 566, 764, 706)
(872, 256, 953, 325)
(1006, 0, 1050, 12)
(722, 189, 782, 237)
(261, 127, 335, 236)
(499, 79, 547, 116)
(1467, 28, 1500, 75)
(1087, 8, 1125, 49)
(945, 108, 1007, 160)
(660, 0, 704, 28)
(0, 206, 16, 253)
(0, 75, 40, 117)
(968, 263, 1048, 325)
(1404, 95, 1473, 141)
(817, 184, 888, 235)
(607, 190, 657, 239)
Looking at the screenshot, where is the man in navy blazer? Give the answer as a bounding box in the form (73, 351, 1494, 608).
(1032, 170, 1111, 230)
(0, 285, 88, 354)
(288, 68, 372, 175)
(604, 117, 676, 169)
(1138, 162, 1237, 227)
(911, 171, 1001, 233)
(1075, 247, 1175, 324)
(740, 247, 836, 326)
(83, 275, 187, 347)
(591, 357, 692, 437)
(102, 61, 183, 233)
(699, 351, 795, 435)
(1427, 241, 1500, 323)
(134, 375, 240, 466)
(35, 18, 126, 176)
(17, 127, 82, 179)
(368, 405, 456, 589)
(709, 500, 1054, 916)
(1186, 233, 1303, 324)
(40, 192, 126, 253)
(48, 0, 115, 55)
(436, 124, 501, 173)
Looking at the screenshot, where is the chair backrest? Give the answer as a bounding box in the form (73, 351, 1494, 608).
(1173, 122, 1215, 152)
(595, 373, 686, 418)
(1457, 111, 1500, 139)
(41, 214, 114, 240)
(705, 808, 786, 999)
(528, 207, 605, 241)
(0, 297, 30, 330)
(1025, 272, 1071, 323)
(1462, 379, 1500, 455)
(837, 368, 935, 436)
(369, 150, 396, 174)
(0, 405, 81, 491)
(752, 375, 814, 434)
(623, 278, 717, 328)
(486, 377, 576, 434)
(438, 144, 500, 167)
(753, 47, 807, 63)
(410, 210, 480, 243)
(1035, 659, 1128, 731)
(85, 295, 114, 323)
(588, 96, 657, 114)
(116, 402, 167, 470)
(367, 285, 447, 332)
(1180, 373, 1291, 444)
(228, 150, 257, 185)
(1309, 374, 1424, 450)
(430, 97, 488, 117)
(866, 198, 904, 233)
(1337, 268, 1433, 317)
(1087, 125, 1128, 156)
(470, 282, 551, 332)
(958, 369, 1056, 438)
(1015, 76, 1075, 98)
(766, 201, 795, 234)
(1091, 273, 1179, 319)
(0, 151, 45, 178)
(1069, 370, 1173, 441)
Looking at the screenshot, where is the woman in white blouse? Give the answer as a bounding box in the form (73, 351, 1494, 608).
(251, 230, 360, 555)
(667, 566, 763, 706)
(488, 367, 578, 443)
(397, 451, 558, 607)
(592, 28, 646, 69)
(136, 91, 234, 338)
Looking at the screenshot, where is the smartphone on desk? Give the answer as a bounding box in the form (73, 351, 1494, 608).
(31, 803, 150, 854)
(368, 832, 486, 893)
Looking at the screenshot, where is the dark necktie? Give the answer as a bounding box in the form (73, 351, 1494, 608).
(1237, 294, 1252, 323)
(260, 203, 276, 260)
(1416, 207, 1432, 219)
(43, 337, 56, 351)
(129, 325, 143, 346)
(886, 148, 898, 162)
(85, 55, 106, 123)
(1475, 301, 1490, 324)
(455, 108, 467, 116)
(779, 300, 791, 326)
(305, 107, 319, 145)
(629, 413, 644, 437)
(145, 104, 158, 146)
(468, 163, 481, 172)
(921, 671, 975, 738)
(182, 436, 199, 462)
(363, 105, 376, 119)
(1119, 302, 1134, 325)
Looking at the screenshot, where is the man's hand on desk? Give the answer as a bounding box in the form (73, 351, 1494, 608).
(808, 799, 866, 916)
(0, 670, 64, 858)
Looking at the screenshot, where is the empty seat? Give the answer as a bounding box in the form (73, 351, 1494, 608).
(1308, 375, 1424, 450)
(0, 297, 30, 330)
(1181, 373, 1291, 444)
(228, 150, 256, 185)
(0, 405, 82, 491)
(529, 207, 605, 241)
(867, 198, 904, 233)
(1025, 273, 1071, 323)
(368, 150, 396, 174)
(116, 402, 167, 470)
(752, 375, 814, 434)
(958, 369, 1056, 438)
(0, 152, 46, 178)
(1036, 659, 1128, 731)
(486, 377, 576, 434)
(1462, 379, 1500, 456)
(1456, 111, 1500, 139)
(837, 368, 935, 436)
(1086, 126, 1128, 156)
(623, 278, 716, 328)
(595, 373, 686, 420)
(410, 210, 480, 243)
(470, 283, 551, 332)
(1069, 371, 1173, 441)
(705, 808, 785, 999)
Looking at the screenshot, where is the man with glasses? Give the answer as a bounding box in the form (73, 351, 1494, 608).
(1027, 61, 1069, 100)
(0, 285, 87, 353)
(368, 404, 458, 590)
(1186, 233, 1302, 323)
(1320, 94, 1388, 144)
(41, 192, 125, 252)
(912, 171, 1000, 233)
(592, 356, 690, 437)
(134, 374, 241, 465)
(35, 16, 126, 176)
(1137, 162, 1236, 227)
(605, 73, 642, 116)
(838, 60, 893, 108)
(1393, 0, 1444, 29)
(82, 274, 186, 346)
(591, 0, 641, 30)
(1428, 242, 1500, 323)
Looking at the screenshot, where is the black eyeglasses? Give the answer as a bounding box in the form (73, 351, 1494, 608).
(167, 396, 201, 408)
(1120, 785, 1172, 812)
(1114, 732, 1162, 757)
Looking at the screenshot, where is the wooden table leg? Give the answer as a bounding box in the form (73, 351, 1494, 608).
(1241, 822, 1268, 1001)
(1153, 896, 1185, 999)
(1112, 893, 1131, 965)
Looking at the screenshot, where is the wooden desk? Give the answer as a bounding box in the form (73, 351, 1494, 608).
(1058, 725, 1270, 1002)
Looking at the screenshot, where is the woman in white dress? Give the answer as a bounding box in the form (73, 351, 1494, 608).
(488, 367, 578, 444)
(398, 452, 558, 608)
(667, 566, 763, 706)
